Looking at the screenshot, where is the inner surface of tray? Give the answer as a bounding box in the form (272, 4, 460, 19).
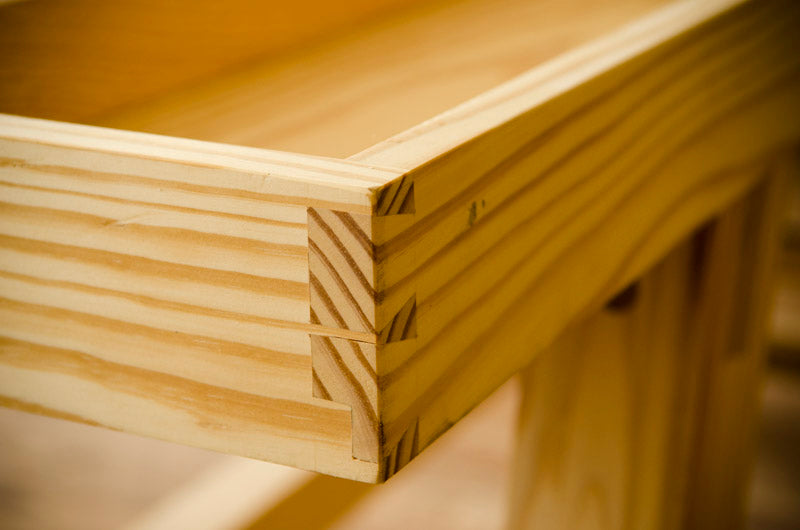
(1, 0, 667, 159)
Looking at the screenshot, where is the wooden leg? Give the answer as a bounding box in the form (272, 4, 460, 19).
(681, 159, 791, 528)
(508, 162, 789, 530)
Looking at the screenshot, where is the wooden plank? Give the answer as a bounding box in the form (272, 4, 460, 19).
(0, 115, 405, 482)
(681, 157, 790, 529)
(319, 0, 800, 480)
(0, 114, 398, 213)
(93, 0, 667, 158)
(0, 0, 426, 122)
(508, 168, 787, 529)
(508, 235, 702, 530)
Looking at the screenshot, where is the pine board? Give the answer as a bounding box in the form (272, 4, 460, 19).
(0, 0, 798, 482)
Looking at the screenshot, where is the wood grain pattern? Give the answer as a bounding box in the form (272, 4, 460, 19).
(308, 200, 424, 468)
(308, 208, 376, 333)
(1, 0, 798, 484)
(381, 418, 420, 482)
(681, 162, 789, 529)
(307, 205, 419, 463)
(0, 0, 426, 123)
(508, 169, 786, 529)
(311, 335, 379, 462)
(375, 176, 415, 216)
(377, 295, 417, 345)
(351, 0, 800, 478)
(93, 0, 667, 158)
(509, 235, 702, 530)
(307, 206, 381, 462)
(0, 115, 407, 482)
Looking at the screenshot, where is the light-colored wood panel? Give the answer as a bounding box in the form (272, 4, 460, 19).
(0, 201, 307, 293)
(96, 0, 666, 158)
(0, 114, 392, 343)
(509, 238, 700, 530)
(0, 297, 310, 400)
(0, 114, 394, 480)
(0, 0, 426, 122)
(353, 0, 761, 167)
(350, 0, 800, 478)
(0, 178, 305, 244)
(509, 168, 786, 529)
(0, 115, 400, 211)
(0, 270, 309, 354)
(680, 158, 790, 529)
(0, 241, 307, 333)
(0, 338, 380, 481)
(311, 335, 379, 463)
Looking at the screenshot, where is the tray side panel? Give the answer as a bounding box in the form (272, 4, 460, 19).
(0, 0, 426, 123)
(361, 0, 800, 478)
(0, 116, 388, 481)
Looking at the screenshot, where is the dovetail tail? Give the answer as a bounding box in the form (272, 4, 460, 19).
(311, 334, 379, 462)
(376, 176, 415, 216)
(378, 295, 417, 344)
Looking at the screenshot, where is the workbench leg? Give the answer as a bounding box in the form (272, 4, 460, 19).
(507, 161, 791, 530)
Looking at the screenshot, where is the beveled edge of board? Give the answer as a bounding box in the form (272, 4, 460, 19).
(0, 113, 406, 214)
